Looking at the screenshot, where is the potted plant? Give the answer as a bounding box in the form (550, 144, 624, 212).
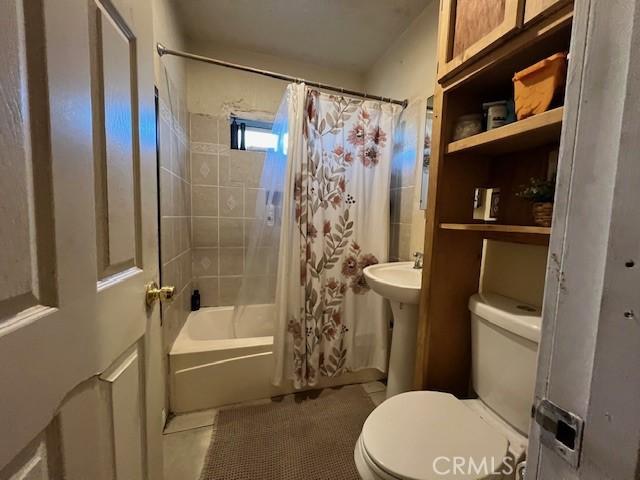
(516, 176, 556, 227)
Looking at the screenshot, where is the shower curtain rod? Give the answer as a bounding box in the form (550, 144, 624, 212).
(157, 44, 409, 108)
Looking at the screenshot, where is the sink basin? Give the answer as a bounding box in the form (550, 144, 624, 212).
(364, 262, 422, 305)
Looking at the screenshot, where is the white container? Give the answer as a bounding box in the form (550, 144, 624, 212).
(484, 101, 509, 130)
(469, 292, 542, 434)
(452, 113, 483, 140)
(473, 187, 500, 221)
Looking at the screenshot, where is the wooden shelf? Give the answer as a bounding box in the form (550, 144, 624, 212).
(446, 107, 564, 156)
(440, 223, 551, 245)
(441, 223, 551, 234)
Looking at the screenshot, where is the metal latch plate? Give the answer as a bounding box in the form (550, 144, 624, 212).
(534, 399, 584, 468)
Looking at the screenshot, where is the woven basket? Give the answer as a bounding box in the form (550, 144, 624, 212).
(533, 202, 553, 227)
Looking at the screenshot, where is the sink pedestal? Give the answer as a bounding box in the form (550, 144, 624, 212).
(386, 301, 418, 398)
(362, 261, 422, 401)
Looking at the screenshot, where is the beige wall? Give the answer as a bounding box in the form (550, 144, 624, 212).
(364, 2, 439, 260)
(158, 95, 192, 352)
(153, 0, 187, 97)
(365, 2, 440, 103)
(186, 41, 365, 117)
(481, 241, 548, 307)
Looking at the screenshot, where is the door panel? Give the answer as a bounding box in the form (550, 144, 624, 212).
(0, 0, 34, 316)
(8, 444, 49, 480)
(100, 345, 145, 480)
(0, 0, 159, 476)
(0, 0, 56, 322)
(0, 433, 62, 480)
(58, 378, 114, 480)
(90, 0, 140, 277)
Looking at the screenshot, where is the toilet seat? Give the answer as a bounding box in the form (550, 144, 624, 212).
(360, 391, 509, 480)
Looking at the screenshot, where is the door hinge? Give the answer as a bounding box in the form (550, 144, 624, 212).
(534, 399, 584, 468)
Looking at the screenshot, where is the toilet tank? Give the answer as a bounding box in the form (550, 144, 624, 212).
(469, 293, 542, 435)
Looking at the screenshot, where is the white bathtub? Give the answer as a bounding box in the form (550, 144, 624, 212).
(169, 305, 384, 413)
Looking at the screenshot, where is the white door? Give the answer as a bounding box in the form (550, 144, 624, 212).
(527, 0, 640, 478)
(0, 0, 163, 479)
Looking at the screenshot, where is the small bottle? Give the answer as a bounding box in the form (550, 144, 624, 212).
(191, 289, 200, 311)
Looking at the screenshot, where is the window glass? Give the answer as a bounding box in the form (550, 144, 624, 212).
(230, 117, 286, 153)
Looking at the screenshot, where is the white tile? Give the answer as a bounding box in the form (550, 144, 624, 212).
(362, 381, 386, 394)
(164, 409, 218, 434)
(163, 426, 213, 480)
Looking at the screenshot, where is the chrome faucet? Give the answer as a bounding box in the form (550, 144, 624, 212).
(413, 252, 424, 269)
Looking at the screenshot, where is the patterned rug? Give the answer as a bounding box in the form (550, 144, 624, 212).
(199, 385, 375, 480)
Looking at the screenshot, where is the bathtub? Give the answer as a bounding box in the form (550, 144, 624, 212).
(169, 305, 384, 413)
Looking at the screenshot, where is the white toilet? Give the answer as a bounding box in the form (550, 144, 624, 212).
(355, 292, 541, 480)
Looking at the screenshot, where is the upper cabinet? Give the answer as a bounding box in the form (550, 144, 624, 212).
(523, 0, 572, 26)
(437, 0, 572, 81)
(437, 0, 524, 81)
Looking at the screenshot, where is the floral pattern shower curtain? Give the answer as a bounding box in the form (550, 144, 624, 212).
(273, 85, 401, 388)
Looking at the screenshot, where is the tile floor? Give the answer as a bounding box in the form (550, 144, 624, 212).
(162, 381, 387, 480)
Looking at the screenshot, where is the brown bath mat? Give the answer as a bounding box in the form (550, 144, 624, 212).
(199, 384, 375, 480)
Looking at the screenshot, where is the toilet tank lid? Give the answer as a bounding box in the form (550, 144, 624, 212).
(469, 293, 542, 343)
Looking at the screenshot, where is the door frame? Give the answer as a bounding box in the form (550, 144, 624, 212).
(527, 0, 640, 477)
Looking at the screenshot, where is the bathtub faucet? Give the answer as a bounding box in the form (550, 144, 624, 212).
(413, 252, 423, 269)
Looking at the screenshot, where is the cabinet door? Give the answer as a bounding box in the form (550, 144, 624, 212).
(523, 0, 572, 25)
(437, 0, 525, 81)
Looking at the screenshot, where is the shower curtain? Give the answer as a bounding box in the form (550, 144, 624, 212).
(271, 84, 402, 388)
(232, 92, 289, 337)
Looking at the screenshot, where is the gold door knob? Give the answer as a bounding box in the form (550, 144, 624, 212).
(145, 281, 176, 306)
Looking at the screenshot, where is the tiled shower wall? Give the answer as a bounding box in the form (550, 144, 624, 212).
(389, 158, 417, 262)
(389, 101, 425, 262)
(190, 113, 278, 307)
(389, 189, 414, 261)
(158, 83, 192, 354)
(160, 107, 411, 313)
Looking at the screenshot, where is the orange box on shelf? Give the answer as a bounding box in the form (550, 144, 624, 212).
(513, 52, 567, 120)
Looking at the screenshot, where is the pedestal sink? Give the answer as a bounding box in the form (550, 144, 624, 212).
(364, 262, 422, 398)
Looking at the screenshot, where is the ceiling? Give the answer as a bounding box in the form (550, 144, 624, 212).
(172, 0, 431, 73)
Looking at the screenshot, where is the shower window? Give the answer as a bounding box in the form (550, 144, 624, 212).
(230, 117, 287, 152)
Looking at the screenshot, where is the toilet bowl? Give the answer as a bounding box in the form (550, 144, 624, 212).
(354, 392, 526, 480)
(354, 293, 540, 480)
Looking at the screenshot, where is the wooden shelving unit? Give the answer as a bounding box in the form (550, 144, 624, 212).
(415, 4, 574, 396)
(446, 107, 564, 155)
